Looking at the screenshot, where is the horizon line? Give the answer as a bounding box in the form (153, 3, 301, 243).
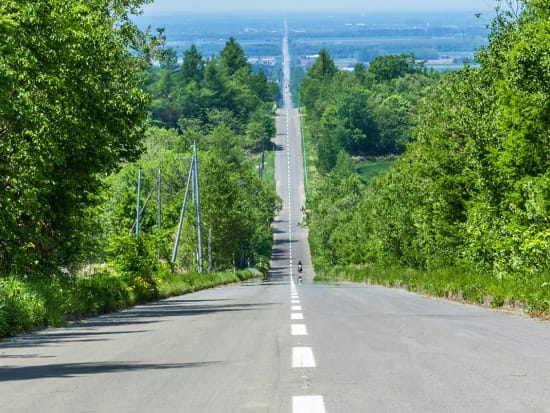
(140, 7, 494, 16)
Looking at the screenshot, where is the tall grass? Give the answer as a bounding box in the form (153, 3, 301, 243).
(315, 264, 550, 317)
(355, 157, 395, 183)
(299, 112, 321, 192)
(0, 269, 260, 339)
(261, 147, 276, 192)
(158, 269, 258, 298)
(0, 277, 47, 337)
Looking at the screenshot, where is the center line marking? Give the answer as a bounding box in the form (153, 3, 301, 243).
(292, 299, 300, 304)
(292, 347, 316, 368)
(291, 313, 304, 320)
(291, 324, 308, 336)
(292, 305, 302, 311)
(292, 396, 326, 413)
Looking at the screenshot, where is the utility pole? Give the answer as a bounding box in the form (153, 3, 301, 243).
(260, 141, 265, 180)
(193, 140, 204, 274)
(171, 157, 194, 266)
(208, 225, 213, 273)
(157, 163, 162, 258)
(136, 167, 142, 238)
(129, 171, 159, 236)
(157, 163, 161, 233)
(171, 142, 204, 273)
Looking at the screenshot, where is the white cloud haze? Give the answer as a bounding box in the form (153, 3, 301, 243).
(142, 0, 496, 13)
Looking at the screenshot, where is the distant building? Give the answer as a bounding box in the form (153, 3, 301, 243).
(298, 55, 319, 67)
(247, 57, 278, 67)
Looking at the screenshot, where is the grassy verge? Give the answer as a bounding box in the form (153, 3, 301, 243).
(0, 268, 260, 339)
(355, 156, 395, 183)
(299, 112, 321, 193)
(158, 269, 259, 298)
(262, 146, 276, 191)
(315, 264, 550, 317)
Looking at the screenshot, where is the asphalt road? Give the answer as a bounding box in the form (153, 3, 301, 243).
(2, 20, 550, 413)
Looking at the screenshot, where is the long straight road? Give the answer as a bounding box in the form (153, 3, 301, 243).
(3, 20, 550, 413)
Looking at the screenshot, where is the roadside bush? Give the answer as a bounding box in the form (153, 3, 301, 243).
(30, 276, 72, 326)
(0, 277, 46, 337)
(70, 270, 133, 316)
(315, 263, 550, 317)
(107, 234, 160, 302)
(0, 266, 261, 339)
(157, 269, 259, 298)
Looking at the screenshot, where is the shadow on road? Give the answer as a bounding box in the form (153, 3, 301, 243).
(82, 300, 278, 328)
(0, 300, 276, 350)
(0, 360, 223, 382)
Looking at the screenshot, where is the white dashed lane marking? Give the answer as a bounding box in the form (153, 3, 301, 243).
(293, 396, 326, 413)
(291, 324, 308, 336)
(292, 347, 316, 368)
(283, 106, 326, 412)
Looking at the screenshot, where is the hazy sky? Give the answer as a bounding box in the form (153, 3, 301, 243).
(142, 0, 496, 14)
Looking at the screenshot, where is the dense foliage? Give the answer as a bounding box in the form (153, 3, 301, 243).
(103, 38, 281, 273)
(144, 38, 278, 150)
(0, 0, 162, 274)
(101, 125, 280, 274)
(304, 0, 550, 311)
(299, 49, 437, 173)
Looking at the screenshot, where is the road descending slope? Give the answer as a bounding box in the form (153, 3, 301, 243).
(3, 19, 550, 413)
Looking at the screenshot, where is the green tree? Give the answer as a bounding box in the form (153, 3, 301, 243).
(299, 49, 338, 120)
(330, 86, 378, 155)
(220, 37, 249, 77)
(180, 44, 204, 84)
(306, 165, 364, 269)
(145, 38, 276, 138)
(368, 53, 423, 82)
(375, 94, 413, 154)
(308, 48, 338, 80)
(467, 0, 550, 275)
(0, 0, 160, 274)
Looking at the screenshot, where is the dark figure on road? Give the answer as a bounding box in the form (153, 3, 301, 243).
(298, 260, 303, 273)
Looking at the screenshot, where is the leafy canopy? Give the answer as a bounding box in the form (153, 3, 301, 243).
(0, 0, 161, 274)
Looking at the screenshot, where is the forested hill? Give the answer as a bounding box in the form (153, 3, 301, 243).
(302, 1, 550, 315)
